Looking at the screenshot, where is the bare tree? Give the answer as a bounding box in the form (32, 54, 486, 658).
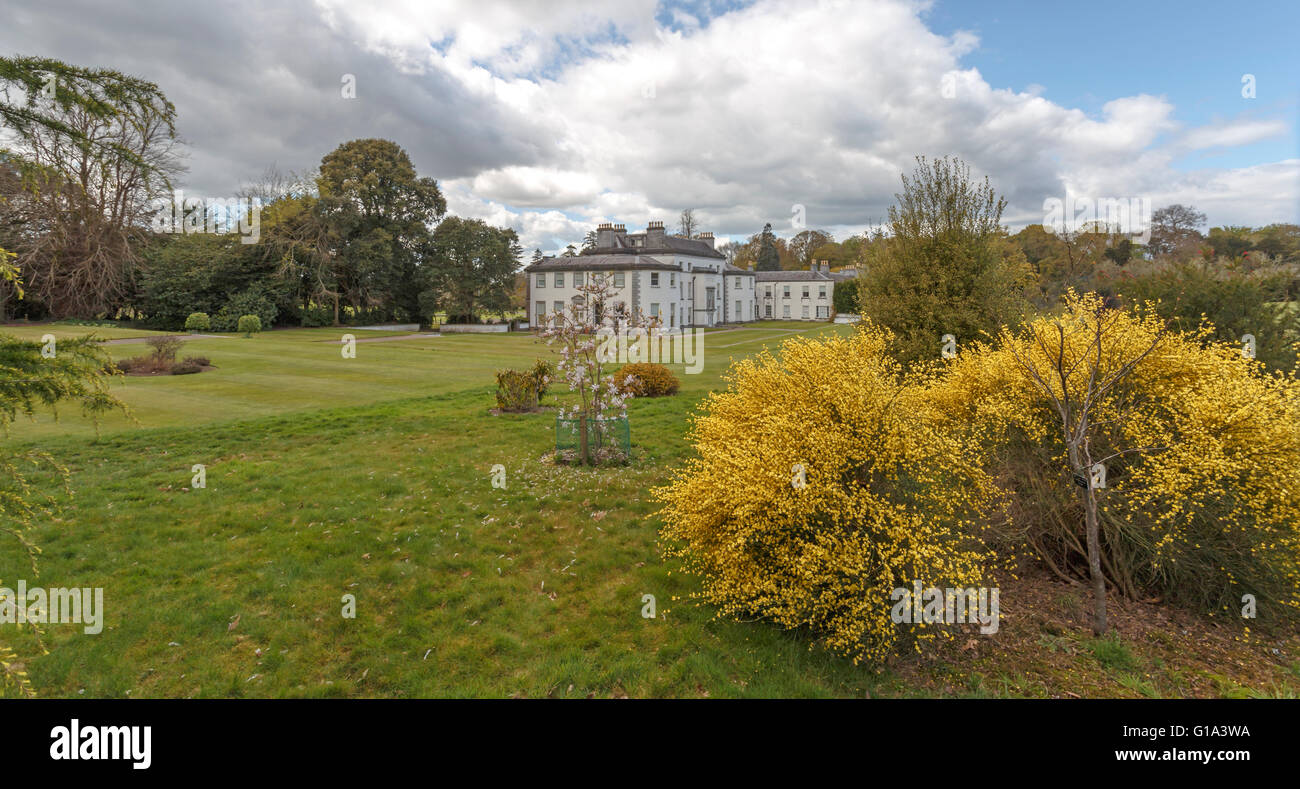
(2, 96, 182, 317)
(677, 208, 698, 239)
(237, 164, 318, 205)
(1149, 204, 1207, 256)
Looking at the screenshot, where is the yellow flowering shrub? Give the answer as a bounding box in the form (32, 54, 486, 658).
(654, 325, 1004, 663)
(928, 292, 1300, 622)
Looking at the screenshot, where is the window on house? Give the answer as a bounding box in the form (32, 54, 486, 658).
(817, 306, 829, 319)
(765, 304, 772, 318)
(614, 271, 625, 287)
(555, 273, 564, 288)
(575, 271, 584, 286)
(783, 286, 790, 298)
(650, 302, 660, 317)
(802, 286, 809, 298)
(651, 272, 659, 287)
(536, 274, 545, 288)
(535, 301, 545, 320)
(819, 286, 826, 299)
(802, 305, 810, 319)
(735, 300, 741, 317)
(553, 301, 563, 314)
(782, 305, 790, 318)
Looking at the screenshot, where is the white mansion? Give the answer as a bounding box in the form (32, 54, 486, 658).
(525, 221, 852, 328)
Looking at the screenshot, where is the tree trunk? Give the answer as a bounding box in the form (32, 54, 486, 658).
(1084, 482, 1107, 634)
(578, 414, 590, 465)
(1069, 443, 1108, 635)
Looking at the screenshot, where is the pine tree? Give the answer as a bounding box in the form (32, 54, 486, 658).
(756, 223, 781, 271)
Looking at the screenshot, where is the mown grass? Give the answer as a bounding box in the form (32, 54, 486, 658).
(4, 320, 1296, 698)
(7, 322, 897, 698)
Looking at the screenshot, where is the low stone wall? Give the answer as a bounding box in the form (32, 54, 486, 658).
(833, 313, 862, 324)
(439, 323, 509, 334)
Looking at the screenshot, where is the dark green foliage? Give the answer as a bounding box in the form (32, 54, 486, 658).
(0, 332, 127, 430)
(755, 223, 780, 271)
(317, 139, 446, 322)
(832, 276, 859, 314)
(216, 287, 277, 333)
(420, 217, 520, 324)
(135, 234, 289, 330)
(1117, 260, 1300, 372)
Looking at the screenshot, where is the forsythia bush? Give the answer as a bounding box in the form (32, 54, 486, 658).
(928, 293, 1300, 622)
(614, 362, 679, 397)
(655, 326, 1004, 663)
(495, 369, 539, 412)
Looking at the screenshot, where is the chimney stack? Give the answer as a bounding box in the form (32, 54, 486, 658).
(612, 223, 627, 247)
(699, 231, 715, 250)
(646, 220, 665, 248)
(595, 223, 614, 249)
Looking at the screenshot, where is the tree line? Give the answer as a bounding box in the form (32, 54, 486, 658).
(0, 56, 522, 329)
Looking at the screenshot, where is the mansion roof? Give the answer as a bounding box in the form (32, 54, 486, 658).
(753, 270, 833, 281)
(587, 233, 725, 259)
(525, 255, 756, 275)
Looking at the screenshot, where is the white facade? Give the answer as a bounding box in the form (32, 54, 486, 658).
(755, 273, 834, 321)
(526, 222, 757, 329)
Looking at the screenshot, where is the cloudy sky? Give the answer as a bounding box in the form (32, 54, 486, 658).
(4, 0, 1297, 254)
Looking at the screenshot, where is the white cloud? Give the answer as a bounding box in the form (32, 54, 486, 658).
(323, 0, 1291, 250)
(5, 0, 1292, 257)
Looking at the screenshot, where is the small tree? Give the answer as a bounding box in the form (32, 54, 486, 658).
(860, 155, 1033, 364)
(237, 314, 262, 338)
(146, 335, 183, 363)
(1000, 295, 1164, 634)
(539, 273, 648, 464)
(184, 312, 211, 333)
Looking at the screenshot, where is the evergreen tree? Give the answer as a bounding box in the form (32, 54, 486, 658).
(756, 223, 781, 271)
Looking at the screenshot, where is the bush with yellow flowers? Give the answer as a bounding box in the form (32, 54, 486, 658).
(927, 292, 1300, 623)
(654, 325, 1005, 663)
(613, 362, 680, 397)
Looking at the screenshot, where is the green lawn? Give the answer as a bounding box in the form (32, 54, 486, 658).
(4, 323, 840, 441)
(0, 320, 172, 341)
(5, 320, 1296, 698)
(7, 321, 891, 698)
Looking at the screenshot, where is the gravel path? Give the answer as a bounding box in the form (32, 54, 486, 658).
(99, 333, 229, 345)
